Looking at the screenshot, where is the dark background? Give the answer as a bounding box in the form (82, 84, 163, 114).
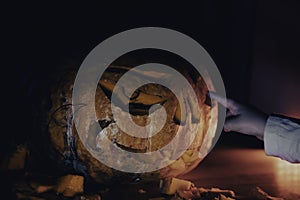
(3, 0, 300, 154)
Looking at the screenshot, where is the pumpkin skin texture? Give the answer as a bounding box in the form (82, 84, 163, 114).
(40, 64, 216, 185)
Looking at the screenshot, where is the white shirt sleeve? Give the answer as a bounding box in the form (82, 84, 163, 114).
(264, 114, 300, 163)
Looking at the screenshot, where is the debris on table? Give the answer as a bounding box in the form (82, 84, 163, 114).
(176, 187, 235, 200)
(35, 185, 54, 193)
(138, 188, 147, 194)
(148, 197, 167, 200)
(6, 169, 286, 200)
(160, 177, 235, 200)
(77, 194, 102, 200)
(2, 144, 28, 170)
(219, 194, 235, 200)
(55, 174, 84, 197)
(249, 187, 284, 200)
(160, 177, 194, 195)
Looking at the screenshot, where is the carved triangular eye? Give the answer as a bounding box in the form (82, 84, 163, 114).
(98, 79, 166, 116)
(98, 80, 128, 109)
(129, 89, 166, 106)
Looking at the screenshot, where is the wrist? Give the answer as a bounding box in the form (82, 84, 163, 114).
(256, 113, 268, 141)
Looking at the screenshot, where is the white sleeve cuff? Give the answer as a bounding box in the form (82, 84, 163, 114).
(264, 115, 300, 163)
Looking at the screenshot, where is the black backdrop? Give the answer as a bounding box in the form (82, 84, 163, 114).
(3, 0, 300, 158)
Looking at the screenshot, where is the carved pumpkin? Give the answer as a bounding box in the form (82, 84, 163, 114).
(39, 64, 217, 185)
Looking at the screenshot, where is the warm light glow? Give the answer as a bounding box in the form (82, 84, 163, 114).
(275, 159, 300, 195)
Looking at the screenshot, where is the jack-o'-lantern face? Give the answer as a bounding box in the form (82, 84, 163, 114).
(47, 64, 218, 184)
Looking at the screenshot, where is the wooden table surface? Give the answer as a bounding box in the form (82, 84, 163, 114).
(101, 146, 300, 200)
(181, 147, 300, 199)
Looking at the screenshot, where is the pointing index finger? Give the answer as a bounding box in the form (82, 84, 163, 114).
(208, 92, 235, 110)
